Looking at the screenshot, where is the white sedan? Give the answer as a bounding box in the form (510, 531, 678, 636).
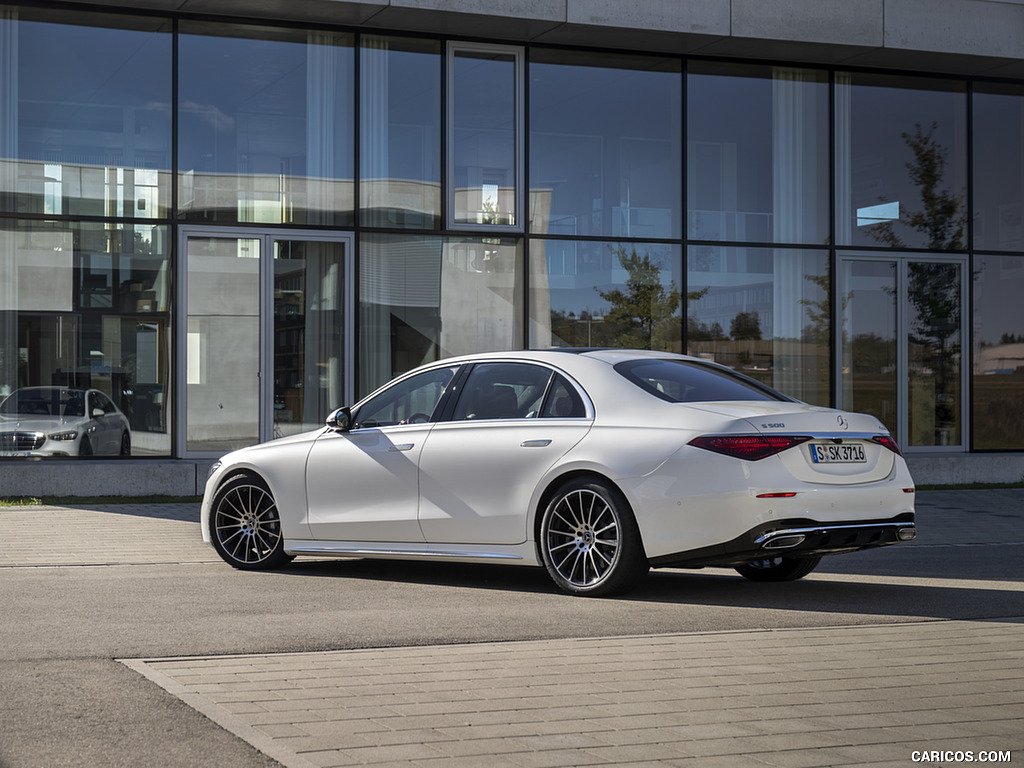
(201, 349, 916, 596)
(0, 386, 131, 457)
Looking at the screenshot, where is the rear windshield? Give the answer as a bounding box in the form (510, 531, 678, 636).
(614, 359, 789, 404)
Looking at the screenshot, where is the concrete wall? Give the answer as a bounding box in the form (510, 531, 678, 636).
(0, 460, 217, 499)
(65, 0, 1024, 77)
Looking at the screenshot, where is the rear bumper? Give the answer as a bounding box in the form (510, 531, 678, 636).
(648, 512, 916, 569)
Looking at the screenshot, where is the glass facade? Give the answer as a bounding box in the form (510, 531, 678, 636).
(178, 22, 354, 226)
(688, 62, 828, 245)
(530, 50, 681, 239)
(686, 247, 830, 406)
(360, 36, 441, 230)
(529, 240, 682, 352)
(2, 3, 1024, 461)
(0, 8, 172, 218)
(836, 73, 968, 250)
(0, 219, 172, 456)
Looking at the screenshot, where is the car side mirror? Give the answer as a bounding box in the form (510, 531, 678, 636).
(326, 406, 352, 432)
(92, 408, 105, 418)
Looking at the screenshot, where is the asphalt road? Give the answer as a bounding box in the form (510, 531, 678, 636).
(1, 491, 1022, 767)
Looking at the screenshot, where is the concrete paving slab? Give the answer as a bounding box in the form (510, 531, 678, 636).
(123, 619, 1024, 768)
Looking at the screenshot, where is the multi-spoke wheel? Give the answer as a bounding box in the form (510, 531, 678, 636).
(210, 473, 294, 570)
(539, 478, 648, 596)
(735, 555, 821, 582)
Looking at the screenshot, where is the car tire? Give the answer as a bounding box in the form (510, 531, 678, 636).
(79, 436, 93, 456)
(734, 555, 821, 582)
(209, 472, 295, 570)
(119, 432, 131, 456)
(539, 477, 649, 597)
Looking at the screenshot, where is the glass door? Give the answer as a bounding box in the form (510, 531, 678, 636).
(838, 254, 966, 451)
(179, 229, 352, 456)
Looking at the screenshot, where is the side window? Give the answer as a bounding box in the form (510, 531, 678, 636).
(452, 363, 553, 421)
(540, 374, 587, 419)
(354, 367, 457, 428)
(93, 392, 117, 415)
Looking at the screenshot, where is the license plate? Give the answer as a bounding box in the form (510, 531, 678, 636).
(809, 443, 866, 464)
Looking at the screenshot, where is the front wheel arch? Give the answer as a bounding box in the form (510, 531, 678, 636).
(209, 470, 295, 571)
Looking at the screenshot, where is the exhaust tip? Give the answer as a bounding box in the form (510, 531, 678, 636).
(897, 527, 917, 542)
(763, 534, 806, 550)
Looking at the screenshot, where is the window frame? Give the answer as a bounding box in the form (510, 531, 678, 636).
(446, 41, 525, 233)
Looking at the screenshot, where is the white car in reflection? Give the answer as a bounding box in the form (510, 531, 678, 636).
(0, 386, 131, 457)
(202, 349, 916, 596)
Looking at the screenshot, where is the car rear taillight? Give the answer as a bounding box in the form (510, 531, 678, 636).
(871, 435, 903, 456)
(688, 435, 812, 461)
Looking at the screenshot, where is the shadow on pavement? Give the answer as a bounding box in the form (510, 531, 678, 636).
(272, 554, 1024, 622)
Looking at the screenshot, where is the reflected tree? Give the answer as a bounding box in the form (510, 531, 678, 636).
(594, 245, 686, 351)
(870, 122, 965, 444)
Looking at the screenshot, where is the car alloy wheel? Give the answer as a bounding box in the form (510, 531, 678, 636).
(210, 473, 294, 570)
(539, 478, 648, 596)
(734, 555, 821, 582)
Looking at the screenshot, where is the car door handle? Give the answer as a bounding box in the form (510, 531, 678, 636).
(520, 439, 552, 448)
(388, 443, 415, 452)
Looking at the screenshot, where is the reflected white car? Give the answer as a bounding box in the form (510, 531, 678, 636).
(201, 349, 916, 596)
(0, 386, 131, 457)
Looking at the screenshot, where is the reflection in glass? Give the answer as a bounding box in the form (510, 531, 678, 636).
(686, 247, 830, 404)
(178, 23, 354, 225)
(0, 221, 172, 457)
(0, 8, 171, 218)
(688, 62, 828, 245)
(355, 367, 456, 429)
(973, 255, 1024, 449)
(359, 234, 522, 396)
(841, 259, 897, 435)
(451, 48, 518, 226)
(273, 240, 345, 438)
(185, 237, 260, 452)
(907, 261, 961, 446)
(360, 36, 441, 229)
(530, 50, 681, 239)
(529, 240, 682, 352)
(973, 83, 1024, 252)
(836, 73, 967, 250)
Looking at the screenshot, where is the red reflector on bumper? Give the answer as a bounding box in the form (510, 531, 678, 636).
(756, 492, 798, 498)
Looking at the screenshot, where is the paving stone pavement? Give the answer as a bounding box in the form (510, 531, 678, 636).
(123, 618, 1024, 768)
(5, 491, 1024, 767)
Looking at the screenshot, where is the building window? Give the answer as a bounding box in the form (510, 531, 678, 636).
(529, 239, 683, 352)
(359, 234, 522, 396)
(974, 83, 1024, 252)
(530, 50, 681, 239)
(0, 220, 172, 458)
(0, 7, 172, 219)
(686, 246, 830, 406)
(835, 72, 968, 250)
(687, 62, 828, 245)
(178, 22, 354, 226)
(447, 43, 523, 230)
(360, 35, 441, 230)
(973, 254, 1024, 449)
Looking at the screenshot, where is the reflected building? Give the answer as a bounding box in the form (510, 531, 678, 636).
(1, 1, 1024, 488)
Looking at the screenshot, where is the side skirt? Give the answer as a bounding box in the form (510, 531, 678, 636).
(285, 539, 540, 567)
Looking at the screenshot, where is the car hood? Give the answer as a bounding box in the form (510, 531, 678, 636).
(0, 414, 85, 432)
(680, 402, 888, 435)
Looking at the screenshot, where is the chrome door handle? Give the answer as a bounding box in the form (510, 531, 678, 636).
(520, 439, 552, 448)
(388, 443, 414, 452)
